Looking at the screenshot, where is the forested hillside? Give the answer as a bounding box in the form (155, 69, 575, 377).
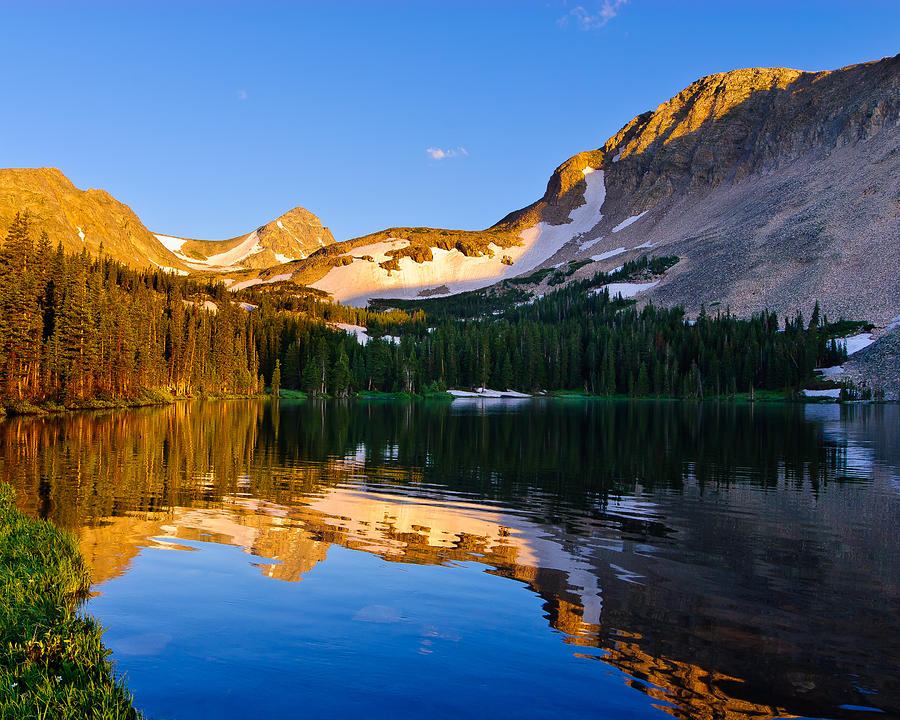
(0, 212, 849, 411)
(269, 287, 847, 398)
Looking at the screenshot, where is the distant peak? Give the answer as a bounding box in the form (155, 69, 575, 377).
(270, 206, 326, 228)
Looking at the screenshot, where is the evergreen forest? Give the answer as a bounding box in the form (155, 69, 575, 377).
(0, 213, 851, 411)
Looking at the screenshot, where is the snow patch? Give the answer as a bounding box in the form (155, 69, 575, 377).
(634, 240, 654, 249)
(591, 280, 659, 299)
(611, 212, 648, 233)
(832, 332, 877, 356)
(582, 166, 595, 175)
(229, 272, 292, 292)
(329, 323, 400, 346)
(801, 389, 841, 398)
(276, 220, 284, 230)
(273, 253, 295, 264)
(149, 259, 188, 276)
(183, 299, 218, 314)
(579, 235, 604, 251)
(331, 323, 371, 346)
(196, 231, 264, 269)
(817, 365, 845, 378)
(154, 234, 187, 253)
(612, 151, 622, 163)
(591, 247, 626, 262)
(310, 170, 608, 307)
(77, 226, 85, 242)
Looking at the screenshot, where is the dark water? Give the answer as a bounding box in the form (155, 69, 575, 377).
(2, 399, 899, 720)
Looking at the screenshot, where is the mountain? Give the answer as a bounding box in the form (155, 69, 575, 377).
(260, 54, 900, 325)
(154, 206, 335, 272)
(0, 168, 334, 274)
(4, 55, 897, 323)
(0, 167, 189, 273)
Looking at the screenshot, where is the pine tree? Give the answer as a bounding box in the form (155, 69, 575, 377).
(328, 350, 351, 397)
(271, 359, 281, 398)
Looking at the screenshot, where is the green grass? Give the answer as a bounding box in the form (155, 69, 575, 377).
(272, 389, 308, 400)
(355, 390, 453, 401)
(0, 485, 142, 720)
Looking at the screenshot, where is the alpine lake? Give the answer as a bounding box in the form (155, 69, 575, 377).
(3, 397, 898, 720)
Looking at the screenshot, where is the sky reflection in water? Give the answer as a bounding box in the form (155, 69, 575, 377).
(2, 399, 898, 720)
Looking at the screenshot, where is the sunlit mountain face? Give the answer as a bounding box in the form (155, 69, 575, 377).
(3, 399, 898, 719)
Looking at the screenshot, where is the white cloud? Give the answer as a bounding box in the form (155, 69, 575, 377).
(426, 146, 469, 161)
(558, 0, 628, 30)
(236, 89, 247, 100)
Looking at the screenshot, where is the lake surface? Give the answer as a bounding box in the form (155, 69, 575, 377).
(2, 399, 899, 719)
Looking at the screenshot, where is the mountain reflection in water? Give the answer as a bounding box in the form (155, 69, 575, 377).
(2, 399, 898, 720)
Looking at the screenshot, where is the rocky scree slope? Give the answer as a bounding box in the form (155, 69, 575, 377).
(834, 326, 900, 400)
(503, 55, 900, 325)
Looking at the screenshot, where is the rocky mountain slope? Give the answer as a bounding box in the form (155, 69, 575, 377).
(833, 325, 900, 400)
(0, 167, 189, 272)
(257, 54, 899, 323)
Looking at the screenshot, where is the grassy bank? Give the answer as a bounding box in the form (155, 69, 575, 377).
(1, 389, 275, 417)
(0, 485, 141, 719)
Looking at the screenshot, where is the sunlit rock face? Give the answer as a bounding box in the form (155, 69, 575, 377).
(0, 167, 190, 273)
(0, 169, 335, 275)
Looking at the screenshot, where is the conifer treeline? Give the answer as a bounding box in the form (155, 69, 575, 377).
(0, 213, 846, 407)
(0, 213, 412, 408)
(268, 286, 845, 397)
(0, 213, 265, 407)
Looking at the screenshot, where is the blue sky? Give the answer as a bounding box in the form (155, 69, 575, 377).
(2, 1, 898, 241)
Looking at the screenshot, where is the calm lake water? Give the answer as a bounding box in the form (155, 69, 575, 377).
(3, 399, 899, 720)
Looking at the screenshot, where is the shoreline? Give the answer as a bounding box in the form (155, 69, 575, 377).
(2, 388, 894, 420)
(0, 484, 142, 718)
(0, 390, 270, 418)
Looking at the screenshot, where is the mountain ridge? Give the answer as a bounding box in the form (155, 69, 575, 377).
(154, 205, 335, 272)
(261, 53, 898, 322)
(0, 168, 334, 274)
(2, 54, 898, 324)
(0, 167, 189, 272)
